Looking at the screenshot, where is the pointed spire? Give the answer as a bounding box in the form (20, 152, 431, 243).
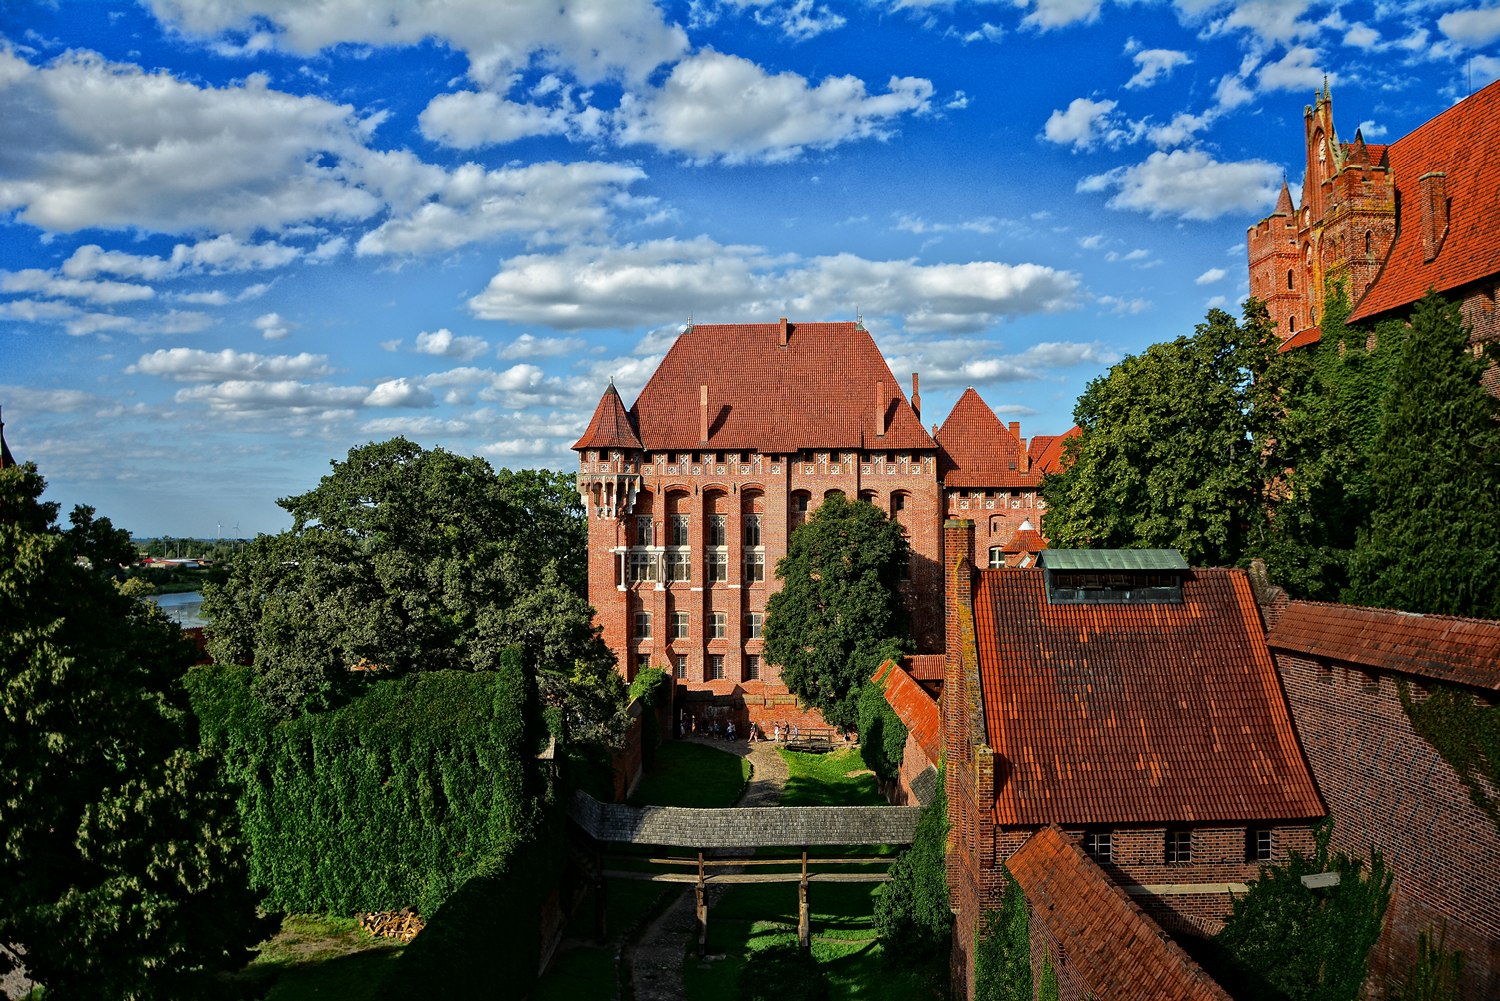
(1273, 180, 1294, 216)
(572, 382, 643, 452)
(0, 405, 14, 469)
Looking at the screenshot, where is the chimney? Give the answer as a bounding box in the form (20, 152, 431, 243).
(699, 384, 709, 443)
(875, 381, 886, 437)
(779, 316, 789, 347)
(1418, 172, 1449, 262)
(911, 372, 921, 420)
(1008, 421, 1020, 440)
(943, 519, 975, 677)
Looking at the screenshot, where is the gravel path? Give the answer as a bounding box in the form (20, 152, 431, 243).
(624, 738, 789, 1001)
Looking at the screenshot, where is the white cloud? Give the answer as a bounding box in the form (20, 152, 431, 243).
(1255, 46, 1328, 94)
(1078, 149, 1282, 221)
(415, 328, 490, 361)
(365, 378, 436, 408)
(360, 415, 475, 436)
(725, 0, 848, 41)
(500, 333, 589, 359)
(1096, 294, 1152, 315)
(468, 237, 1081, 334)
(146, 0, 689, 87)
(1195, 267, 1227, 285)
(614, 50, 933, 164)
(254, 312, 292, 341)
(1, 269, 156, 305)
(129, 347, 332, 381)
(0, 384, 97, 413)
(0, 48, 380, 234)
(1343, 22, 1381, 50)
(353, 156, 647, 256)
(0, 297, 209, 337)
(1125, 48, 1192, 89)
(878, 334, 1117, 389)
(418, 89, 572, 149)
(174, 379, 367, 412)
(61, 235, 302, 279)
(1021, 0, 1105, 31)
(1356, 118, 1387, 139)
(1042, 97, 1140, 151)
(1078, 234, 1107, 250)
(1180, 0, 1321, 46)
(1439, 8, 1500, 48)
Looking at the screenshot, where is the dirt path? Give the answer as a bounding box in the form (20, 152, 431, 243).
(624, 738, 788, 1001)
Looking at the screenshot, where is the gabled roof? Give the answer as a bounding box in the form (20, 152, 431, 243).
(935, 387, 1034, 488)
(901, 653, 946, 682)
(973, 567, 1324, 826)
(1278, 326, 1322, 352)
(627, 320, 933, 452)
(573, 382, 643, 451)
(1266, 600, 1500, 692)
(1350, 78, 1500, 322)
(1029, 425, 1080, 475)
(874, 660, 942, 763)
(1007, 826, 1234, 1001)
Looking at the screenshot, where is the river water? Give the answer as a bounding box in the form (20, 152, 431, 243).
(148, 591, 208, 629)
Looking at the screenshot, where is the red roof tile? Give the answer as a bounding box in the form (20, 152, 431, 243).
(1278, 326, 1322, 352)
(1350, 78, 1500, 322)
(627, 320, 933, 452)
(973, 568, 1324, 826)
(935, 387, 1035, 488)
(1266, 600, 1500, 691)
(572, 382, 643, 451)
(1003, 526, 1045, 554)
(875, 660, 942, 763)
(901, 653, 946, 681)
(1029, 426, 1080, 475)
(1007, 826, 1234, 1001)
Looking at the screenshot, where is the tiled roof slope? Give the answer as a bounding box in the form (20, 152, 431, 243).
(973, 568, 1324, 826)
(629, 321, 933, 452)
(1029, 425, 1080, 475)
(1003, 526, 1045, 554)
(1266, 600, 1500, 692)
(1350, 78, 1500, 321)
(573, 382, 643, 451)
(875, 661, 942, 762)
(901, 653, 946, 681)
(935, 387, 1034, 487)
(1008, 826, 1234, 1001)
(1278, 326, 1322, 352)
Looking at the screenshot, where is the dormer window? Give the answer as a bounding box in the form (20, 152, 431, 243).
(1039, 550, 1188, 604)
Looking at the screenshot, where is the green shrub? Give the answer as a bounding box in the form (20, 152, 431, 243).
(973, 878, 1032, 1001)
(738, 943, 828, 1001)
(185, 651, 546, 917)
(874, 766, 949, 956)
(857, 661, 908, 782)
(629, 666, 672, 766)
(1390, 926, 1464, 1001)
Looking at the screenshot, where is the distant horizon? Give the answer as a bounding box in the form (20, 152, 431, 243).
(5, 1, 1497, 537)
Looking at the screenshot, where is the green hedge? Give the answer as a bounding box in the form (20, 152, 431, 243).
(185, 652, 545, 917)
(857, 661, 908, 782)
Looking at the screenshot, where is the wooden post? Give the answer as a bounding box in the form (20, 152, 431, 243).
(798, 848, 810, 950)
(696, 851, 708, 957)
(594, 875, 608, 944)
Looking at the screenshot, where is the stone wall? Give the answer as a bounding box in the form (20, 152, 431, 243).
(566, 790, 919, 848)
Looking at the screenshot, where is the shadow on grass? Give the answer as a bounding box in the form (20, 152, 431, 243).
(632, 742, 750, 808)
(778, 750, 884, 807)
(252, 948, 404, 1001)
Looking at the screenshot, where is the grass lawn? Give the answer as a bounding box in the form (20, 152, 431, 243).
(240, 914, 404, 1001)
(778, 748, 884, 806)
(631, 740, 750, 808)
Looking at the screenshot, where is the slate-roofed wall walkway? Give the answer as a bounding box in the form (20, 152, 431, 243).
(567, 790, 920, 847)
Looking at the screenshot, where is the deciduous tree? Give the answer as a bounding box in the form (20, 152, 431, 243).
(763, 492, 908, 731)
(0, 462, 269, 1000)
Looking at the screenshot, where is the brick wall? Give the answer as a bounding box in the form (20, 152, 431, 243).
(1274, 651, 1500, 1000)
(943, 488, 1045, 569)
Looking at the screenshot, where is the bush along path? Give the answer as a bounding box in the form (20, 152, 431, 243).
(624, 737, 789, 1001)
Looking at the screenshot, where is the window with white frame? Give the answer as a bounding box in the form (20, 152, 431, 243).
(635, 515, 654, 546)
(709, 654, 725, 680)
(745, 654, 760, 680)
(628, 551, 657, 583)
(747, 612, 763, 639)
(670, 514, 690, 546)
(744, 550, 765, 583)
(711, 611, 727, 639)
(708, 513, 727, 546)
(667, 551, 691, 582)
(1082, 831, 1113, 864)
(988, 547, 1005, 568)
(707, 551, 728, 582)
(672, 611, 689, 639)
(674, 655, 687, 680)
(633, 611, 652, 639)
(1248, 829, 1274, 863)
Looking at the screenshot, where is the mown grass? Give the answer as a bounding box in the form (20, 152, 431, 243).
(240, 913, 404, 1001)
(631, 740, 750, 808)
(778, 748, 884, 807)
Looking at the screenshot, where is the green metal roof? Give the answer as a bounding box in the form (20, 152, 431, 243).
(1037, 549, 1189, 572)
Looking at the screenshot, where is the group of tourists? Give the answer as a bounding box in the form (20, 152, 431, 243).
(676, 710, 804, 745)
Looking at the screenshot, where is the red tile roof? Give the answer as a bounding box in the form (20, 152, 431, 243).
(573, 381, 643, 451)
(901, 653, 946, 681)
(1007, 826, 1234, 1001)
(627, 320, 934, 452)
(1350, 78, 1500, 322)
(973, 568, 1324, 826)
(935, 387, 1035, 488)
(1266, 600, 1500, 692)
(1278, 326, 1322, 352)
(1029, 426, 1080, 475)
(1003, 525, 1045, 554)
(875, 660, 942, 763)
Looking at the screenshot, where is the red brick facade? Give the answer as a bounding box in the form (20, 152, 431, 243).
(1249, 80, 1500, 360)
(1266, 602, 1500, 1001)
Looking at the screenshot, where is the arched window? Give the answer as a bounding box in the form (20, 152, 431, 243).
(1365, 230, 1373, 255)
(789, 491, 811, 530)
(1287, 269, 1294, 290)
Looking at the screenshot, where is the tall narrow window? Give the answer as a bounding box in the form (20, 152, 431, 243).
(711, 612, 727, 639)
(672, 611, 689, 639)
(747, 612, 763, 638)
(635, 516, 654, 546)
(674, 655, 687, 680)
(707, 551, 728, 582)
(744, 550, 765, 583)
(709, 655, 725, 680)
(633, 612, 652, 639)
(708, 514, 727, 546)
(745, 654, 760, 681)
(743, 513, 761, 546)
(670, 514, 690, 546)
(790, 493, 810, 530)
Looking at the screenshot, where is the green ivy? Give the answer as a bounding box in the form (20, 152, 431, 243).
(857, 660, 909, 782)
(873, 765, 949, 957)
(1214, 821, 1391, 1001)
(973, 878, 1031, 1001)
(1398, 679, 1500, 833)
(1389, 925, 1465, 1001)
(629, 666, 672, 767)
(1038, 955, 1059, 1001)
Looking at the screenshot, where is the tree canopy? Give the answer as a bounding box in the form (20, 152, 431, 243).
(763, 492, 909, 731)
(1041, 303, 1283, 567)
(0, 461, 268, 999)
(203, 438, 606, 716)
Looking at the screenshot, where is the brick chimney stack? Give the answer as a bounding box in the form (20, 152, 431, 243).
(779, 316, 789, 347)
(699, 384, 709, 443)
(944, 519, 975, 671)
(911, 372, 921, 420)
(1418, 171, 1449, 262)
(875, 381, 886, 437)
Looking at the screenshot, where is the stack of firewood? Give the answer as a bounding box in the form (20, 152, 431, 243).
(357, 907, 424, 943)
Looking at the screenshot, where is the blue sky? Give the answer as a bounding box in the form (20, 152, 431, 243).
(2, 0, 1497, 537)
